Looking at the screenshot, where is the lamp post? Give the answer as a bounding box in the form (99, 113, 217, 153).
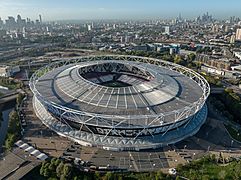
(192, 152, 196, 159)
(149, 153, 151, 161)
(207, 146, 210, 153)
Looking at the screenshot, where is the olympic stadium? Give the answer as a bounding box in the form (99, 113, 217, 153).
(30, 55, 210, 151)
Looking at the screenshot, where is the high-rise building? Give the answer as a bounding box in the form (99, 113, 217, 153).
(201, 12, 213, 23)
(22, 27, 26, 38)
(178, 13, 182, 22)
(17, 14, 22, 23)
(0, 18, 3, 28)
(5, 16, 16, 29)
(164, 26, 170, 35)
(230, 16, 235, 23)
(0, 30, 6, 38)
(16, 14, 26, 28)
(120, 36, 124, 43)
(212, 25, 219, 33)
(230, 34, 236, 44)
(135, 34, 139, 39)
(87, 24, 92, 31)
(36, 19, 40, 26)
(46, 26, 49, 32)
(125, 35, 130, 43)
(224, 25, 230, 33)
(236, 29, 241, 41)
(39, 15, 42, 24)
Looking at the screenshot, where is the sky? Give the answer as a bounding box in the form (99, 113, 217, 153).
(0, 0, 241, 21)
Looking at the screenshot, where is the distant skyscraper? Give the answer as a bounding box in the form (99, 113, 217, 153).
(87, 24, 92, 31)
(125, 35, 130, 43)
(164, 26, 170, 35)
(17, 14, 21, 21)
(201, 12, 212, 23)
(16, 14, 25, 28)
(0, 18, 3, 27)
(39, 15, 42, 24)
(120, 36, 124, 43)
(212, 25, 219, 33)
(224, 25, 229, 33)
(178, 13, 182, 21)
(230, 34, 236, 44)
(22, 27, 26, 38)
(236, 29, 241, 41)
(230, 16, 236, 23)
(5, 16, 16, 29)
(46, 26, 49, 32)
(36, 19, 40, 26)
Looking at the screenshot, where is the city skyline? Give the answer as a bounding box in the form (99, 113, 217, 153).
(0, 0, 241, 21)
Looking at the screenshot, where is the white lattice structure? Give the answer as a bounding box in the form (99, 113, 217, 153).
(30, 55, 210, 151)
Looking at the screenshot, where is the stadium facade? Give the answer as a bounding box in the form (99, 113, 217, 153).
(30, 55, 210, 151)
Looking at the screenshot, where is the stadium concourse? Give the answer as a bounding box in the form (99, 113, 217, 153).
(30, 55, 210, 151)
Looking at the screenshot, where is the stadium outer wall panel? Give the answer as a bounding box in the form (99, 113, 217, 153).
(33, 95, 208, 151)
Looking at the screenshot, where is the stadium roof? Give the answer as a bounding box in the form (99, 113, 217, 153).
(35, 60, 203, 119)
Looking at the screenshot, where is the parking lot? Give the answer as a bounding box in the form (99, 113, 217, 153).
(62, 144, 171, 172)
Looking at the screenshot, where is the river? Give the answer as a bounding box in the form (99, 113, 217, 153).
(0, 101, 16, 153)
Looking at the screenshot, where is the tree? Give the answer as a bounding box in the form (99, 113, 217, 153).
(5, 134, 16, 150)
(62, 163, 73, 179)
(95, 171, 101, 179)
(187, 53, 196, 62)
(155, 171, 166, 180)
(48, 162, 56, 174)
(162, 54, 174, 62)
(73, 176, 78, 180)
(4, 110, 21, 150)
(40, 162, 46, 176)
(103, 172, 115, 180)
(16, 93, 24, 106)
(53, 158, 62, 166)
(40, 162, 51, 177)
(8, 110, 20, 134)
(174, 55, 187, 66)
(56, 162, 64, 178)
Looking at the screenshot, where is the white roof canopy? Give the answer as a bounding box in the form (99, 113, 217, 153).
(19, 143, 30, 150)
(15, 140, 24, 147)
(25, 146, 35, 153)
(30, 150, 41, 156)
(37, 153, 48, 160)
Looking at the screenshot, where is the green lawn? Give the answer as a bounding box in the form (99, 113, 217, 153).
(177, 156, 241, 179)
(224, 124, 241, 142)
